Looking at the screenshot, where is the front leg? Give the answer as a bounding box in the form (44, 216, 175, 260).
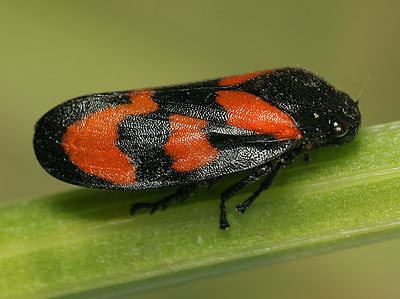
(236, 148, 303, 214)
(235, 165, 279, 213)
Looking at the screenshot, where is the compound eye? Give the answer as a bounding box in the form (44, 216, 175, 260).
(333, 120, 349, 138)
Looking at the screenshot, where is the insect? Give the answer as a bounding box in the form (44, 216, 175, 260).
(34, 68, 361, 229)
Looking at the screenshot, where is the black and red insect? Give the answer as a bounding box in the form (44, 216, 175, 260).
(34, 68, 361, 229)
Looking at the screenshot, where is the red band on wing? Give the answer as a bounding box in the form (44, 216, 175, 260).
(165, 114, 219, 172)
(219, 70, 272, 86)
(62, 90, 158, 186)
(216, 90, 302, 140)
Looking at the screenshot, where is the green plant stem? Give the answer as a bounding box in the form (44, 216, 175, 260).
(1, 121, 400, 299)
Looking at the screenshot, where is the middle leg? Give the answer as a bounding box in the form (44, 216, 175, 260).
(219, 164, 276, 230)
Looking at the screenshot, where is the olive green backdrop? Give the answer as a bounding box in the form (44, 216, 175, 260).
(1, 1, 399, 298)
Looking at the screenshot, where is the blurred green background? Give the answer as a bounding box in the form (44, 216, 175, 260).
(1, 0, 399, 298)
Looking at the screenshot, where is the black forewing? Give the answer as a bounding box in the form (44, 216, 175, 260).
(35, 72, 301, 190)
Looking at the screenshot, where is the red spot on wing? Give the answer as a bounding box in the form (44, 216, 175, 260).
(216, 90, 302, 140)
(165, 114, 219, 172)
(219, 70, 273, 86)
(62, 90, 158, 186)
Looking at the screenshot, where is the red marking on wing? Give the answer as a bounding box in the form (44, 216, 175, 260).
(165, 114, 219, 172)
(62, 90, 158, 186)
(219, 70, 273, 86)
(216, 90, 302, 140)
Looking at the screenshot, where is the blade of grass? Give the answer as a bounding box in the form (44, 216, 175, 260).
(1, 121, 400, 299)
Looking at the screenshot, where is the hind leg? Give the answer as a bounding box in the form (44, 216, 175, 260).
(130, 184, 199, 216)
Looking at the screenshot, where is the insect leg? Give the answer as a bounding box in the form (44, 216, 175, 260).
(304, 151, 310, 162)
(235, 165, 280, 214)
(219, 164, 275, 230)
(304, 143, 312, 162)
(130, 184, 198, 216)
(236, 146, 307, 214)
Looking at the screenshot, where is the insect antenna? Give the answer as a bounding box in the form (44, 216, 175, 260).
(355, 76, 371, 105)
